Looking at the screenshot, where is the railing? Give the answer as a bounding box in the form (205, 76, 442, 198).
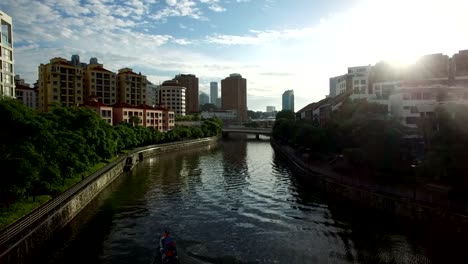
(0, 154, 125, 255)
(0, 137, 217, 257)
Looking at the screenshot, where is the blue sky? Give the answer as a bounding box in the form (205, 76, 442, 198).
(2, 0, 468, 111)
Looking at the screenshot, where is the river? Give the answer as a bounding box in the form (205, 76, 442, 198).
(37, 136, 468, 264)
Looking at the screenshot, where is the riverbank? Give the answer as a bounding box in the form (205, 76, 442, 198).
(0, 137, 218, 264)
(270, 139, 468, 234)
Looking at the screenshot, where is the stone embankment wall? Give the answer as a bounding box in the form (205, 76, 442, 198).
(271, 140, 468, 234)
(0, 137, 218, 264)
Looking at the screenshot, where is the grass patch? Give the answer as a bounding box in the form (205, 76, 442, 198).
(0, 195, 51, 231)
(0, 156, 121, 232)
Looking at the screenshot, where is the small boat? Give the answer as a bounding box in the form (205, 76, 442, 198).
(159, 231, 180, 264)
(124, 156, 134, 171)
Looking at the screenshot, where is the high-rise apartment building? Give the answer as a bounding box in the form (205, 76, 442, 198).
(199, 92, 209, 106)
(174, 74, 198, 114)
(282, 90, 294, 112)
(210, 82, 218, 105)
(1, 11, 14, 97)
(117, 68, 147, 106)
(155, 80, 186, 116)
(221, 73, 247, 123)
(84, 60, 117, 105)
(38, 57, 84, 112)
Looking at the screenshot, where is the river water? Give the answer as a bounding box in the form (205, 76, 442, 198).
(38, 136, 468, 264)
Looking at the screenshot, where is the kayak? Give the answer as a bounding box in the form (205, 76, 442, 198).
(159, 232, 180, 264)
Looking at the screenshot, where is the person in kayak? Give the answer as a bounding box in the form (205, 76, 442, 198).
(160, 231, 178, 261)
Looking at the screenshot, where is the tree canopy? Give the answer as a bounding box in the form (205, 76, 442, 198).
(0, 97, 223, 207)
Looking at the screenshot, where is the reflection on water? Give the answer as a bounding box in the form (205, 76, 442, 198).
(36, 136, 468, 264)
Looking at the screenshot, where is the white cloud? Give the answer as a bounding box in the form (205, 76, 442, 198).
(153, 0, 204, 20)
(205, 28, 316, 45)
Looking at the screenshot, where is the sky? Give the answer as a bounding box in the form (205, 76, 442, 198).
(1, 0, 468, 111)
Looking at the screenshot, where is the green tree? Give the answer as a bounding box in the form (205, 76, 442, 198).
(276, 110, 295, 120)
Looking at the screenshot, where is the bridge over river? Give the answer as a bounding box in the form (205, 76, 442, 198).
(221, 127, 272, 139)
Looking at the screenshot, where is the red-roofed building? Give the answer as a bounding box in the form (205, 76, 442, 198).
(138, 104, 164, 130)
(81, 96, 113, 125)
(155, 106, 175, 131)
(112, 102, 143, 125)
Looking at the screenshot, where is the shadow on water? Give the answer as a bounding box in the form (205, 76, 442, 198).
(272, 148, 468, 264)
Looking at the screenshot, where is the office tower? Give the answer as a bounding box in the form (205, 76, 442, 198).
(38, 57, 84, 112)
(210, 82, 218, 105)
(155, 80, 186, 116)
(174, 74, 199, 114)
(0, 11, 14, 97)
(282, 90, 294, 112)
(221, 73, 247, 123)
(84, 59, 117, 105)
(117, 68, 148, 106)
(199, 92, 209, 106)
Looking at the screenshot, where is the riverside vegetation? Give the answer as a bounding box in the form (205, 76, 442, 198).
(273, 100, 468, 204)
(0, 97, 222, 229)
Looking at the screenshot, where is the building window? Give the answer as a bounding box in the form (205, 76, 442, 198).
(124, 111, 127, 115)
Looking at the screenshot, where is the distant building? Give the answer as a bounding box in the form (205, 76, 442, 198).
(15, 75, 38, 110)
(174, 74, 199, 114)
(282, 90, 294, 112)
(210, 82, 218, 105)
(221, 73, 247, 123)
(201, 110, 237, 120)
(146, 82, 158, 107)
(117, 68, 148, 106)
(199, 92, 209, 106)
(266, 106, 276, 112)
(1, 11, 14, 97)
(155, 80, 186, 117)
(216, 97, 221, 108)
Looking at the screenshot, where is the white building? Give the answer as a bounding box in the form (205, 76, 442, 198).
(330, 74, 347, 97)
(388, 83, 468, 128)
(266, 106, 276, 112)
(1, 11, 14, 97)
(201, 110, 237, 120)
(348, 66, 371, 100)
(155, 80, 186, 116)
